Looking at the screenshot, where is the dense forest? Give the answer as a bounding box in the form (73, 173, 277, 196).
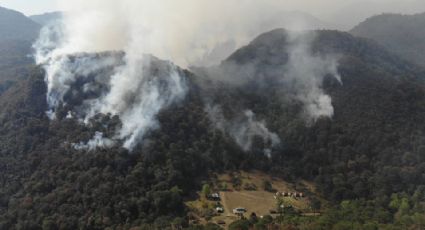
(0, 6, 424, 229)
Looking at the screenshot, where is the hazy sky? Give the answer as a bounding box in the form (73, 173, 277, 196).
(0, 0, 59, 15)
(1, 0, 425, 29)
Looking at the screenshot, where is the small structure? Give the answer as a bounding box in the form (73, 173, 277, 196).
(274, 191, 305, 200)
(216, 207, 224, 213)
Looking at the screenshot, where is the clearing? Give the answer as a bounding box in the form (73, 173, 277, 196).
(185, 171, 322, 228)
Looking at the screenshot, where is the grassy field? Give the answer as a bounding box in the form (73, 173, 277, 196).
(185, 171, 319, 228)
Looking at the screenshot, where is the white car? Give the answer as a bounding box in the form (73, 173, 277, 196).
(233, 207, 247, 215)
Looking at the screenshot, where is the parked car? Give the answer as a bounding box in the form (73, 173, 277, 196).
(233, 207, 247, 215)
(207, 193, 221, 201)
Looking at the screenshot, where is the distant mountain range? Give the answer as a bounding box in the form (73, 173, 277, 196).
(0, 6, 40, 42)
(0, 7, 41, 95)
(351, 12, 425, 67)
(29, 11, 63, 26)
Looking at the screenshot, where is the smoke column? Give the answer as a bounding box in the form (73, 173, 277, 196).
(283, 31, 341, 121)
(34, 1, 190, 151)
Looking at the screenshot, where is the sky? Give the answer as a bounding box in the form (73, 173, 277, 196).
(0, 0, 59, 15)
(1, 0, 425, 29)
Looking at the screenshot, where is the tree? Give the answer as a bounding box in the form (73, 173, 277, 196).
(220, 182, 228, 191)
(228, 219, 250, 230)
(263, 180, 273, 192)
(202, 184, 211, 198)
(310, 197, 322, 213)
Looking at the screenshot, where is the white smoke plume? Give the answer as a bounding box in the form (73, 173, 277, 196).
(283, 31, 341, 121)
(34, 1, 190, 151)
(206, 105, 281, 154)
(33, 0, 340, 151)
(72, 132, 115, 151)
(198, 30, 342, 123)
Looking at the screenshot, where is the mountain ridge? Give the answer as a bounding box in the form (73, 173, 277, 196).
(350, 12, 425, 67)
(29, 11, 62, 26)
(0, 6, 40, 41)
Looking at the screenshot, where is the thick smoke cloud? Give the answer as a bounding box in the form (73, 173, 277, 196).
(51, 0, 333, 67)
(33, 0, 342, 152)
(34, 1, 190, 151)
(85, 59, 187, 150)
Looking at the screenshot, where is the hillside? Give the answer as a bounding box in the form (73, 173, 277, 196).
(0, 29, 424, 229)
(350, 12, 425, 67)
(0, 7, 40, 95)
(196, 29, 425, 228)
(0, 6, 40, 41)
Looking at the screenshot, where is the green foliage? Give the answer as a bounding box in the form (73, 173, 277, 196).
(228, 219, 251, 230)
(186, 223, 223, 230)
(202, 184, 211, 197)
(262, 180, 273, 192)
(310, 197, 321, 212)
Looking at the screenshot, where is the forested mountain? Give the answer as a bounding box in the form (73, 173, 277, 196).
(0, 27, 424, 229)
(29, 12, 62, 26)
(201, 28, 425, 200)
(350, 12, 425, 67)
